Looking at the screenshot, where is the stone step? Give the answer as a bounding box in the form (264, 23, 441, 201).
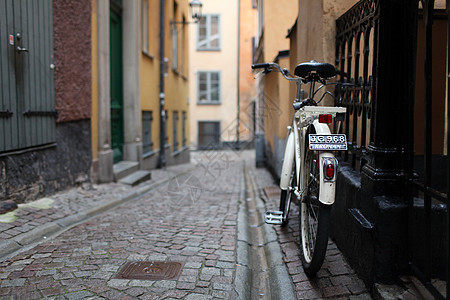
(119, 170, 151, 186)
(113, 161, 139, 181)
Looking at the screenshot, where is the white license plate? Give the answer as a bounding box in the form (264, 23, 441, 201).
(309, 134, 347, 150)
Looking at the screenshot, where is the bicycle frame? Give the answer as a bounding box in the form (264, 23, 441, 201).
(256, 60, 347, 275)
(280, 104, 346, 206)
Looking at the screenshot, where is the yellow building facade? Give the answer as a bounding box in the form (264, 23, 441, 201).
(253, 0, 298, 170)
(91, 0, 190, 183)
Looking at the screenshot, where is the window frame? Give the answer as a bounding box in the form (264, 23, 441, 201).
(141, 0, 149, 55)
(142, 110, 154, 156)
(180, 17, 186, 75)
(197, 121, 221, 150)
(196, 14, 221, 51)
(182, 111, 187, 147)
(172, 24, 178, 70)
(172, 111, 179, 152)
(197, 71, 221, 104)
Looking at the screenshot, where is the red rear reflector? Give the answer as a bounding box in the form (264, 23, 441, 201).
(319, 114, 332, 123)
(325, 163, 334, 179)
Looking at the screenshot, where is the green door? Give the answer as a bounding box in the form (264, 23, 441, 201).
(110, 6, 124, 163)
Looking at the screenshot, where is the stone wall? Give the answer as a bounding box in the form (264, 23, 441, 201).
(0, 120, 92, 203)
(53, 0, 92, 122)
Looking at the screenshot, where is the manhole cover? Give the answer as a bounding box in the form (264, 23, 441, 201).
(114, 261, 183, 280)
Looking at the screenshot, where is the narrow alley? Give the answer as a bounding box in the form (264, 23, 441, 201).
(0, 151, 369, 299)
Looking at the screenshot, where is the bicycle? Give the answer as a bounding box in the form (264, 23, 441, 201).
(252, 60, 347, 275)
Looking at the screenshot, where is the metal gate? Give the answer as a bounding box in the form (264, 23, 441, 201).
(0, 0, 55, 153)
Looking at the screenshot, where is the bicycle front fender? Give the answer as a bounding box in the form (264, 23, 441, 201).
(280, 131, 295, 190)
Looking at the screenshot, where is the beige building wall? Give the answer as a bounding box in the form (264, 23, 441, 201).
(253, 0, 297, 170)
(295, 0, 356, 65)
(264, 55, 291, 150)
(254, 0, 298, 63)
(238, 0, 257, 143)
(189, 0, 239, 148)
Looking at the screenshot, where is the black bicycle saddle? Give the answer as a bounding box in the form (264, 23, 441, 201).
(294, 60, 336, 80)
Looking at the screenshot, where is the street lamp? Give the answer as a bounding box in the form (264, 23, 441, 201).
(189, 0, 203, 23)
(171, 0, 203, 25)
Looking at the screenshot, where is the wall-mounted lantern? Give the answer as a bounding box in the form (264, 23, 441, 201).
(171, 0, 203, 25)
(189, 0, 203, 23)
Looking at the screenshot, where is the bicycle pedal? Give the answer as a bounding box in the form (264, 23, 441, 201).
(265, 210, 284, 225)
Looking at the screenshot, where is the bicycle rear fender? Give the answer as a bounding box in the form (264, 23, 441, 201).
(318, 152, 336, 205)
(311, 121, 336, 205)
(311, 121, 331, 135)
(280, 130, 295, 190)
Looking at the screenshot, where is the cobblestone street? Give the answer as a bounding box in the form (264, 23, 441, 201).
(0, 150, 370, 299)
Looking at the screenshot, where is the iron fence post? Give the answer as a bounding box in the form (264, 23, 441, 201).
(359, 0, 418, 283)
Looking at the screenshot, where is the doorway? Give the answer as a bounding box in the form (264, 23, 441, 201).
(110, 0, 124, 163)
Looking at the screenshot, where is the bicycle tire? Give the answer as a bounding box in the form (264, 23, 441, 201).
(299, 147, 331, 275)
(279, 167, 296, 226)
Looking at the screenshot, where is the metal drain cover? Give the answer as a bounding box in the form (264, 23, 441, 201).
(115, 261, 183, 280)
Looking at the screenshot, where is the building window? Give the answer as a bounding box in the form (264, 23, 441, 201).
(197, 14, 221, 51)
(198, 121, 220, 149)
(180, 17, 186, 75)
(182, 111, 187, 147)
(142, 111, 153, 154)
(257, 0, 263, 45)
(172, 25, 178, 70)
(197, 71, 221, 104)
(173, 111, 179, 152)
(164, 111, 169, 147)
(142, 0, 149, 54)
(172, 1, 178, 70)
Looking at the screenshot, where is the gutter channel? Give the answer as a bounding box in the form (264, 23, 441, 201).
(234, 163, 296, 299)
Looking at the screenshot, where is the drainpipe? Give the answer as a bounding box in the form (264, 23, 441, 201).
(236, 0, 241, 150)
(158, 0, 166, 168)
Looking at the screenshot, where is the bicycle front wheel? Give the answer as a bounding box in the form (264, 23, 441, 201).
(300, 149, 331, 275)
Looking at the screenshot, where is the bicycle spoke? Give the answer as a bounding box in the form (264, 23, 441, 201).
(302, 151, 322, 259)
(308, 203, 318, 222)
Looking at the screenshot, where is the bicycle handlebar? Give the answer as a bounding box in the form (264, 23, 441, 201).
(252, 62, 300, 82)
(251, 63, 272, 69)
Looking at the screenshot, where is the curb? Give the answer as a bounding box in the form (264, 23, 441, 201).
(235, 164, 296, 299)
(0, 168, 194, 261)
(250, 170, 296, 300)
(234, 164, 251, 299)
(255, 196, 296, 300)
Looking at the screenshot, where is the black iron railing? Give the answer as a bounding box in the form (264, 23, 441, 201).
(336, 0, 450, 298)
(407, 1, 449, 299)
(335, 0, 378, 171)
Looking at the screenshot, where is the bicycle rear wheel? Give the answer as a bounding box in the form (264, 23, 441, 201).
(299, 149, 331, 275)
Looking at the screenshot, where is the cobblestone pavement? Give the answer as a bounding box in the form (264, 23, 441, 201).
(247, 161, 372, 300)
(0, 150, 371, 299)
(0, 150, 245, 299)
(0, 163, 194, 243)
